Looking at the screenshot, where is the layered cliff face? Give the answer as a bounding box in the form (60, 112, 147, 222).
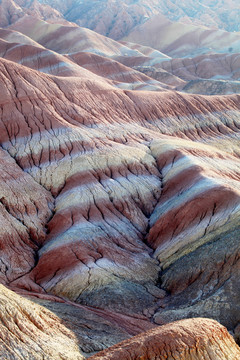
(0, 1, 240, 359)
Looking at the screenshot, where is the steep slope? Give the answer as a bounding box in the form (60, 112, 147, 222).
(0, 148, 53, 284)
(123, 13, 240, 58)
(37, 0, 160, 40)
(0, 0, 65, 27)
(67, 51, 169, 90)
(37, 0, 240, 39)
(8, 16, 240, 95)
(0, 54, 239, 338)
(2, 0, 240, 43)
(0, 30, 85, 77)
(9, 16, 142, 57)
(1, 10, 240, 357)
(0, 28, 168, 91)
(0, 285, 84, 359)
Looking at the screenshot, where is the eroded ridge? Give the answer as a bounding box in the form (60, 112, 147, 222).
(0, 285, 84, 360)
(89, 318, 240, 360)
(0, 37, 240, 351)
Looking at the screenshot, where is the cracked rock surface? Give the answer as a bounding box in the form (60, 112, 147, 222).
(88, 318, 240, 360)
(0, 5, 240, 359)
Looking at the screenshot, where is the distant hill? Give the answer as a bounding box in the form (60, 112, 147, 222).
(36, 0, 240, 39)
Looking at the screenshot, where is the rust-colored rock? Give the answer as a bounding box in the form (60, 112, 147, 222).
(89, 318, 240, 360)
(123, 13, 240, 57)
(0, 147, 53, 283)
(0, 6, 240, 358)
(0, 51, 239, 335)
(6, 13, 240, 94)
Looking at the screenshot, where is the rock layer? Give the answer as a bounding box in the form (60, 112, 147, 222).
(0, 6, 240, 358)
(37, 0, 240, 38)
(89, 318, 240, 360)
(0, 285, 84, 359)
(0, 147, 53, 284)
(5, 15, 240, 95)
(0, 0, 67, 28)
(0, 51, 239, 335)
(123, 13, 240, 57)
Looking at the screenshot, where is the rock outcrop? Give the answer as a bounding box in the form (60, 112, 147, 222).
(2, 284, 239, 360)
(36, 0, 240, 38)
(89, 318, 240, 360)
(1, 0, 240, 42)
(0, 0, 64, 27)
(6, 16, 240, 95)
(0, 50, 239, 334)
(0, 0, 24, 28)
(0, 3, 240, 358)
(0, 285, 84, 359)
(123, 13, 240, 58)
(0, 146, 53, 284)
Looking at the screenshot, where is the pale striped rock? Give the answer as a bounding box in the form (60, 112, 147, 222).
(0, 285, 84, 359)
(0, 14, 240, 358)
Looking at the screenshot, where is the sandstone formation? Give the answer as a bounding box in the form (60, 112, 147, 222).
(0, 28, 169, 92)
(155, 52, 240, 94)
(121, 20, 240, 95)
(0, 2, 240, 359)
(37, 0, 160, 40)
(0, 49, 239, 332)
(0, 3, 239, 95)
(8, 16, 143, 57)
(153, 0, 240, 33)
(127, 51, 240, 95)
(182, 79, 240, 95)
(2, 284, 239, 360)
(0, 0, 64, 28)
(160, 53, 240, 82)
(0, 146, 53, 284)
(89, 318, 240, 360)
(11, 286, 153, 356)
(133, 65, 186, 88)
(6, 16, 240, 95)
(0, 285, 84, 359)
(123, 13, 240, 58)
(37, 0, 240, 39)
(0, 0, 24, 28)
(68, 51, 170, 91)
(1, 0, 240, 42)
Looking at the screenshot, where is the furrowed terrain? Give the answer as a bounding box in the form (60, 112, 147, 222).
(0, 0, 240, 359)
